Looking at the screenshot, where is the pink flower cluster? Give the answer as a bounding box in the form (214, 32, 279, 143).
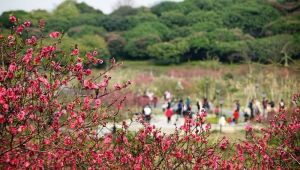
(0, 16, 299, 169)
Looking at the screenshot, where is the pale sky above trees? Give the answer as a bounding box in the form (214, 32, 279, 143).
(0, 0, 183, 14)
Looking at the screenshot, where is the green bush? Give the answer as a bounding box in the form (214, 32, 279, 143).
(160, 11, 189, 27)
(147, 39, 189, 65)
(53, 1, 80, 19)
(186, 11, 223, 26)
(190, 22, 220, 32)
(263, 15, 300, 35)
(106, 33, 127, 59)
(207, 28, 254, 42)
(127, 11, 158, 27)
(124, 34, 161, 59)
(0, 10, 31, 28)
(124, 22, 170, 41)
(222, 1, 281, 36)
(100, 15, 133, 31)
(45, 18, 71, 32)
(151, 1, 181, 16)
(67, 25, 106, 37)
(111, 6, 138, 16)
(188, 33, 210, 52)
(166, 26, 193, 40)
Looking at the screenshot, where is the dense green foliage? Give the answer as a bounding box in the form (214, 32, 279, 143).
(1, 0, 299, 64)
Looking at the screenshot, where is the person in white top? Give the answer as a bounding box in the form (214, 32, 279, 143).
(219, 116, 226, 126)
(165, 91, 171, 102)
(144, 106, 151, 116)
(143, 105, 152, 122)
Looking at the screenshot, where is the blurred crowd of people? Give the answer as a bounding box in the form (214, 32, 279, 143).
(141, 89, 290, 125)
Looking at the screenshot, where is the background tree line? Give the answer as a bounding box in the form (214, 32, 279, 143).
(1, 0, 300, 65)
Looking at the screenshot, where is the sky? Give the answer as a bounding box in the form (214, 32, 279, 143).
(0, 0, 184, 14)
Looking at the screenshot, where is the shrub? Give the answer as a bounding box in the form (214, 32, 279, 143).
(124, 22, 170, 41)
(124, 35, 161, 60)
(147, 39, 189, 65)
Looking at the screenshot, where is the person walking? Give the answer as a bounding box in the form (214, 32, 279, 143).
(196, 99, 201, 113)
(243, 108, 250, 122)
(262, 97, 268, 119)
(164, 91, 172, 103)
(268, 100, 276, 121)
(185, 97, 191, 109)
(142, 104, 152, 122)
(235, 100, 240, 112)
(165, 105, 174, 123)
(176, 99, 184, 120)
(248, 99, 254, 120)
(233, 109, 239, 124)
(203, 98, 210, 112)
(279, 99, 285, 111)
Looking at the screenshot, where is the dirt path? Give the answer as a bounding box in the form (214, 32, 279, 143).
(98, 114, 261, 137)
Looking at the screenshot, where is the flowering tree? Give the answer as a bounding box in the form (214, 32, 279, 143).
(0, 16, 299, 169)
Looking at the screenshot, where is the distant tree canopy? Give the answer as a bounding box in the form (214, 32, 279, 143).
(1, 0, 300, 65)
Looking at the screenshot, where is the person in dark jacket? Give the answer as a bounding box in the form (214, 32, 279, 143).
(248, 99, 254, 120)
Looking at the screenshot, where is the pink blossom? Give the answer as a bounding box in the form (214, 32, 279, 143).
(22, 48, 33, 64)
(104, 134, 112, 144)
(9, 15, 17, 23)
(162, 138, 172, 151)
(175, 150, 183, 159)
(0, 114, 5, 123)
(117, 104, 123, 110)
(26, 36, 37, 45)
(24, 162, 30, 167)
(295, 108, 300, 114)
(8, 41, 15, 47)
(200, 108, 207, 117)
(64, 136, 73, 146)
(6, 88, 17, 101)
(49, 31, 60, 38)
(8, 62, 17, 72)
(86, 52, 94, 62)
(9, 126, 17, 135)
(85, 69, 92, 75)
(17, 111, 26, 121)
(24, 21, 31, 27)
(83, 97, 90, 110)
(40, 45, 56, 58)
(97, 59, 104, 64)
(44, 139, 51, 145)
(71, 48, 79, 56)
(245, 124, 253, 132)
(205, 123, 211, 131)
(17, 125, 26, 132)
(16, 25, 25, 34)
(94, 99, 101, 108)
(7, 35, 14, 40)
(114, 83, 122, 90)
(77, 116, 84, 126)
(92, 50, 98, 56)
(74, 62, 83, 71)
(98, 80, 108, 88)
(83, 79, 98, 89)
(219, 137, 229, 150)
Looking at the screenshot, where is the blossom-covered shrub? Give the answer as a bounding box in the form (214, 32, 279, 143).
(0, 16, 299, 169)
